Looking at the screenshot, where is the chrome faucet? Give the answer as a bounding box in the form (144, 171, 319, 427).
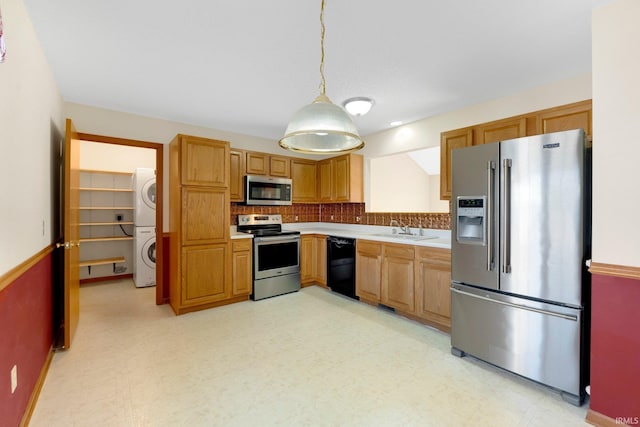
(399, 221, 412, 235)
(390, 219, 413, 235)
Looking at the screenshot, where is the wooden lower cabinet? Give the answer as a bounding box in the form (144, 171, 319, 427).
(381, 243, 415, 313)
(232, 239, 252, 296)
(355, 239, 451, 332)
(415, 247, 452, 330)
(182, 244, 229, 305)
(355, 240, 382, 302)
(301, 234, 327, 286)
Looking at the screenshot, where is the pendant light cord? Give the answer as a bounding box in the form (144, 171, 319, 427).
(319, 0, 326, 96)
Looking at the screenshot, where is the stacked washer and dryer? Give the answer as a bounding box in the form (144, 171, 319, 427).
(132, 168, 156, 287)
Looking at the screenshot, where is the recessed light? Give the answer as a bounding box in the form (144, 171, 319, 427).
(390, 121, 403, 126)
(342, 97, 374, 116)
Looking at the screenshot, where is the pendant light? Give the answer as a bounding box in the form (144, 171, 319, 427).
(279, 0, 365, 154)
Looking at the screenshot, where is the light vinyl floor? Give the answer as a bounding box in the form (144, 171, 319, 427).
(30, 279, 589, 426)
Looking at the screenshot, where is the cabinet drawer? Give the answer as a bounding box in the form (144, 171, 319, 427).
(232, 238, 252, 252)
(357, 240, 382, 256)
(416, 247, 451, 264)
(384, 244, 415, 259)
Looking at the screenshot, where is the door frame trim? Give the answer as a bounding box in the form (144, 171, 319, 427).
(77, 132, 166, 305)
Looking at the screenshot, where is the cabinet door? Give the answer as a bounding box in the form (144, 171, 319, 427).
(246, 152, 268, 175)
(230, 149, 245, 202)
(536, 100, 592, 138)
(181, 136, 229, 187)
(300, 235, 315, 284)
(232, 239, 252, 296)
(333, 155, 350, 202)
(475, 117, 526, 145)
(314, 236, 327, 285)
(356, 241, 382, 302)
(440, 128, 473, 200)
(415, 247, 452, 328)
(182, 244, 229, 305)
(182, 187, 229, 245)
(291, 159, 318, 203)
(318, 159, 333, 202)
(381, 244, 415, 313)
(269, 156, 291, 178)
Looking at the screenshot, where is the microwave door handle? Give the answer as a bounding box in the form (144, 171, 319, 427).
(502, 158, 512, 274)
(486, 161, 495, 271)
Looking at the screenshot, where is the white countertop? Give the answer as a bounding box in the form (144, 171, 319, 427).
(232, 222, 451, 249)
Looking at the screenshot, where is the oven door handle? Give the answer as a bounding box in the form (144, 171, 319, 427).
(254, 236, 300, 244)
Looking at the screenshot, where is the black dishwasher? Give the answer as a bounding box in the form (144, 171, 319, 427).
(326, 236, 358, 299)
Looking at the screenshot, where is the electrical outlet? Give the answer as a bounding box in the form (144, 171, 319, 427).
(11, 365, 17, 394)
(294, 215, 299, 221)
(116, 214, 123, 222)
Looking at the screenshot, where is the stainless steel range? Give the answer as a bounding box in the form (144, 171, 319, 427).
(237, 214, 301, 300)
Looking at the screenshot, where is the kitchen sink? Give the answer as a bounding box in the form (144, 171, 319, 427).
(370, 233, 439, 241)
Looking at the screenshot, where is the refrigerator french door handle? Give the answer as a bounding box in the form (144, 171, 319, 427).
(450, 288, 578, 321)
(502, 158, 512, 274)
(486, 161, 495, 271)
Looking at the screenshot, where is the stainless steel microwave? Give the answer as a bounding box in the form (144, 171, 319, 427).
(245, 175, 293, 206)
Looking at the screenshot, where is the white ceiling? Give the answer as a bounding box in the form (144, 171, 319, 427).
(23, 0, 613, 142)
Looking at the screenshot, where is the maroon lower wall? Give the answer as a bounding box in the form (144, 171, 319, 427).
(0, 254, 53, 426)
(590, 273, 640, 423)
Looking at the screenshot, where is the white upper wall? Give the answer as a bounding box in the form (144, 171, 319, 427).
(592, 0, 640, 267)
(0, 0, 63, 276)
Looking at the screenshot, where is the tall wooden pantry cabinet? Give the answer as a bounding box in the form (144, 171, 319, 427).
(169, 135, 243, 315)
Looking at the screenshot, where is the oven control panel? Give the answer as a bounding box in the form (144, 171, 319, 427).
(238, 214, 282, 226)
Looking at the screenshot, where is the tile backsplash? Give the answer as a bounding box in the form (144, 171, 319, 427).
(231, 203, 451, 230)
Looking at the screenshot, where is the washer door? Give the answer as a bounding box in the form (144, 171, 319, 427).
(141, 179, 156, 211)
(141, 237, 156, 269)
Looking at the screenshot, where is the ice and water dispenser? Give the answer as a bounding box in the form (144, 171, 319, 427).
(456, 196, 486, 245)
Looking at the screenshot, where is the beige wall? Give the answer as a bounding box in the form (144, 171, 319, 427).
(592, 0, 640, 268)
(361, 73, 592, 210)
(0, 0, 63, 275)
(369, 153, 431, 212)
(64, 102, 319, 232)
(361, 73, 592, 158)
(80, 141, 155, 172)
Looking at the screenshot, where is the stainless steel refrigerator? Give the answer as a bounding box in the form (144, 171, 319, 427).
(450, 128, 591, 406)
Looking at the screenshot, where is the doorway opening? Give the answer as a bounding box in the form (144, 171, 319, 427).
(76, 132, 165, 305)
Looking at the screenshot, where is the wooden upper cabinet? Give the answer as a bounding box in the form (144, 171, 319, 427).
(291, 159, 318, 203)
(536, 100, 592, 139)
(230, 149, 245, 202)
(246, 152, 269, 175)
(440, 128, 473, 200)
(181, 187, 229, 245)
(318, 154, 363, 203)
(245, 151, 291, 177)
(181, 136, 229, 187)
(475, 117, 527, 145)
(439, 100, 592, 200)
(318, 159, 333, 202)
(269, 156, 291, 177)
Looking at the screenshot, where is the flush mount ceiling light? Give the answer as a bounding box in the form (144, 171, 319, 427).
(279, 0, 365, 154)
(342, 97, 374, 117)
